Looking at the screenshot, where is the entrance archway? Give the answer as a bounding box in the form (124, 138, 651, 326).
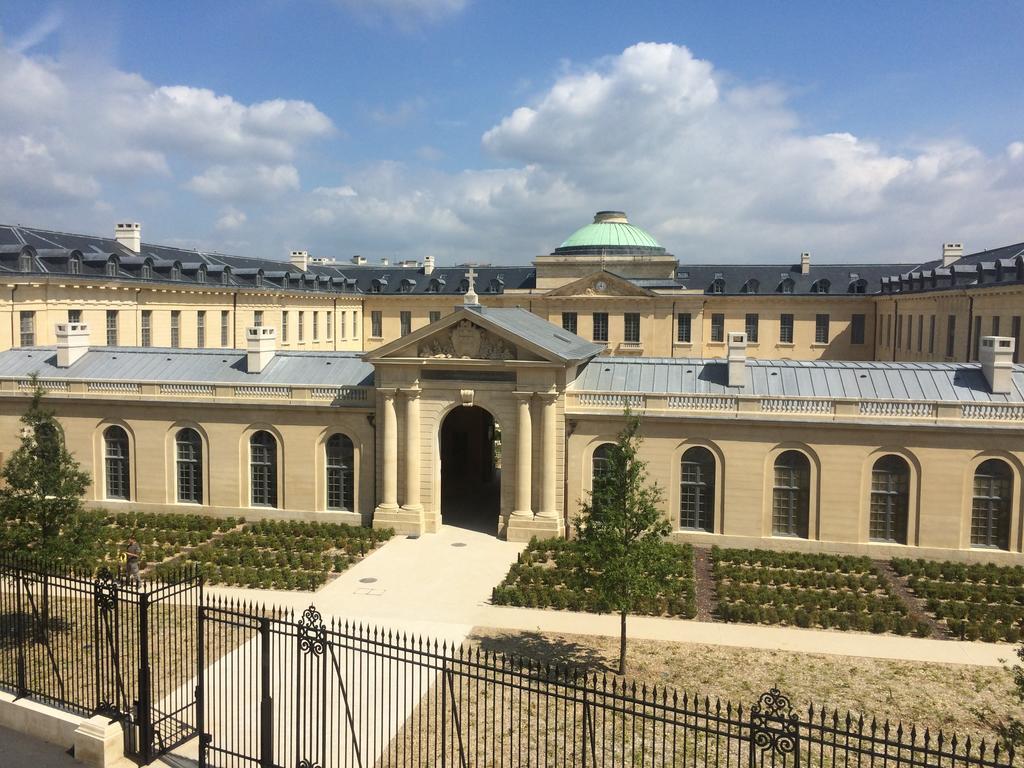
(439, 405, 500, 533)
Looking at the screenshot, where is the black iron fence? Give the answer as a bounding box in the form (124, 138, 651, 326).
(0, 556, 202, 762)
(0, 558, 1019, 768)
(199, 597, 1018, 768)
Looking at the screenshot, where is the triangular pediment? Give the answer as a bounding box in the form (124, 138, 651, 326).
(543, 270, 656, 298)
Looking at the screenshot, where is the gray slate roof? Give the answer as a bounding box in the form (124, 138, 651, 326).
(571, 357, 1024, 403)
(0, 347, 374, 387)
(463, 305, 604, 362)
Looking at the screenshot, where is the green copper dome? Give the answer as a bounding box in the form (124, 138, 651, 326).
(554, 211, 664, 255)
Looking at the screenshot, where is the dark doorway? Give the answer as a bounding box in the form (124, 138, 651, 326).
(440, 405, 500, 533)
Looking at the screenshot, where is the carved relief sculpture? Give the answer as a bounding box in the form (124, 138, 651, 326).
(416, 320, 517, 360)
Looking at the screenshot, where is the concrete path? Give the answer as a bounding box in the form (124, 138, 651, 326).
(205, 525, 1013, 669)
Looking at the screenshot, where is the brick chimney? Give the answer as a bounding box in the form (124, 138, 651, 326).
(727, 331, 748, 388)
(942, 242, 963, 267)
(246, 326, 277, 374)
(114, 222, 141, 253)
(55, 322, 90, 367)
(980, 336, 1015, 394)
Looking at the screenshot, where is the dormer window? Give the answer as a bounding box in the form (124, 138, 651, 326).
(741, 279, 759, 294)
(371, 276, 389, 293)
(778, 278, 795, 294)
(141, 264, 153, 279)
(106, 259, 118, 277)
(18, 253, 32, 272)
(709, 278, 725, 294)
(400, 277, 417, 293)
(196, 267, 206, 284)
(458, 278, 469, 293)
(811, 278, 830, 294)
(488, 276, 504, 294)
(172, 264, 181, 280)
(428, 277, 446, 293)
(69, 255, 81, 275)
(848, 278, 867, 294)
(255, 272, 263, 287)
(221, 269, 230, 285)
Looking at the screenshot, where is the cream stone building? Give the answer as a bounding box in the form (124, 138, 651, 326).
(0, 214, 1021, 562)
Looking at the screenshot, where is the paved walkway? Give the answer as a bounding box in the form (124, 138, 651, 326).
(206, 525, 1013, 668)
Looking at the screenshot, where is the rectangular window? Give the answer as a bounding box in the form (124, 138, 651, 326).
(851, 314, 865, 345)
(106, 310, 118, 346)
(253, 310, 264, 328)
(895, 315, 902, 350)
(562, 312, 578, 334)
(400, 311, 412, 337)
(313, 310, 320, 341)
(1013, 316, 1022, 364)
(340, 312, 346, 338)
(197, 310, 206, 348)
(946, 315, 956, 358)
(992, 316, 1001, 337)
(592, 312, 608, 342)
(68, 309, 82, 324)
(624, 313, 641, 343)
(19, 311, 35, 347)
(221, 311, 230, 347)
(780, 314, 794, 344)
(326, 311, 333, 341)
(353, 311, 360, 337)
(916, 315, 923, 353)
(710, 313, 725, 343)
(429, 311, 441, 324)
(928, 315, 936, 354)
(141, 310, 152, 347)
(745, 313, 759, 343)
(282, 311, 289, 343)
(677, 313, 691, 343)
(906, 315, 913, 351)
(973, 315, 982, 360)
(814, 314, 829, 344)
(170, 310, 180, 348)
(886, 314, 892, 347)
(371, 311, 383, 338)
(298, 311, 305, 342)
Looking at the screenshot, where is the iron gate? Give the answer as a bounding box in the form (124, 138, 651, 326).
(0, 557, 202, 764)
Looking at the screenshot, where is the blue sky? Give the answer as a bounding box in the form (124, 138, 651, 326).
(1, 1, 1022, 265)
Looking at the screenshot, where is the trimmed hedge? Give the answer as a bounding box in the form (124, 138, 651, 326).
(892, 558, 1024, 642)
(97, 511, 241, 568)
(712, 547, 928, 637)
(152, 519, 394, 591)
(491, 537, 697, 617)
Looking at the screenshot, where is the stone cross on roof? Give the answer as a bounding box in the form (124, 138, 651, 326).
(463, 266, 479, 305)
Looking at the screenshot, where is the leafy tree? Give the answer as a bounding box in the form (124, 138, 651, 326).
(0, 382, 101, 568)
(1000, 645, 1024, 748)
(574, 410, 671, 675)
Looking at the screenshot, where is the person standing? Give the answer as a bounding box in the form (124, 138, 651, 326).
(124, 534, 142, 587)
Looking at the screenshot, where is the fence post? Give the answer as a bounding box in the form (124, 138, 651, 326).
(137, 590, 153, 763)
(197, 601, 207, 768)
(14, 574, 27, 697)
(259, 617, 273, 768)
(441, 655, 447, 768)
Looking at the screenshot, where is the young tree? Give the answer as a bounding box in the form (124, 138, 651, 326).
(0, 382, 101, 568)
(575, 410, 671, 675)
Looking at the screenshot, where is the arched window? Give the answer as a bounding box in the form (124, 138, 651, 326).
(106, 259, 118, 277)
(141, 263, 153, 279)
(869, 455, 909, 543)
(972, 459, 1013, 549)
(709, 278, 725, 294)
(250, 431, 277, 507)
(19, 252, 32, 272)
(326, 434, 355, 510)
(680, 447, 715, 532)
(176, 428, 203, 504)
(741, 279, 759, 294)
(778, 278, 795, 294)
(848, 278, 868, 294)
(811, 278, 831, 294)
(772, 451, 809, 537)
(69, 255, 81, 275)
(104, 426, 130, 500)
(592, 443, 615, 483)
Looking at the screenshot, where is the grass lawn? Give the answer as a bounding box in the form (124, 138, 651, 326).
(468, 626, 1022, 745)
(491, 537, 696, 617)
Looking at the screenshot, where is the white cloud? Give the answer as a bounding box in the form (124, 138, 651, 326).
(215, 206, 248, 231)
(283, 42, 1023, 265)
(0, 31, 332, 225)
(187, 164, 300, 201)
(333, 0, 467, 28)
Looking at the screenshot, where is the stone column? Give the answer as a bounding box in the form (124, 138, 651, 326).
(512, 392, 533, 517)
(537, 393, 558, 519)
(401, 387, 422, 512)
(379, 389, 398, 510)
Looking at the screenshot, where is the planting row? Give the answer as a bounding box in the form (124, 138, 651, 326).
(492, 538, 697, 618)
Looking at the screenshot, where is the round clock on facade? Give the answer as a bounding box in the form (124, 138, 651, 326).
(595, 280, 607, 291)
